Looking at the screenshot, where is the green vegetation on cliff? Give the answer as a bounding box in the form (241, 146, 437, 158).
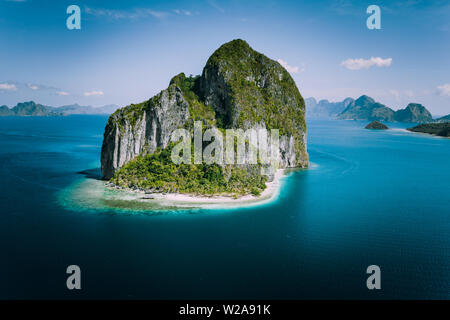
(205, 40, 306, 131)
(108, 101, 147, 132)
(169, 73, 217, 127)
(201, 40, 307, 164)
(111, 144, 267, 196)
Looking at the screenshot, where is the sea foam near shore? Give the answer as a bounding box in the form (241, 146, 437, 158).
(58, 169, 288, 213)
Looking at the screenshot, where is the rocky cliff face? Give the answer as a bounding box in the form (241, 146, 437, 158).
(199, 39, 308, 167)
(101, 39, 308, 180)
(101, 84, 189, 179)
(394, 103, 432, 123)
(338, 95, 395, 121)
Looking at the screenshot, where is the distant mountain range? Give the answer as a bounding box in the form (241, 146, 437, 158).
(435, 114, 450, 123)
(0, 101, 58, 116)
(0, 101, 119, 116)
(305, 97, 354, 119)
(337, 95, 433, 123)
(306, 95, 449, 123)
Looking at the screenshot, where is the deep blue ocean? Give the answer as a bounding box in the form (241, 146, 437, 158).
(0, 115, 449, 299)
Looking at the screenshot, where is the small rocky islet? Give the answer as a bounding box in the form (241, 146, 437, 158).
(365, 120, 389, 130)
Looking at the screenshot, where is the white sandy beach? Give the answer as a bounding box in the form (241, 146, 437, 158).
(59, 169, 289, 212)
(161, 169, 285, 204)
(100, 169, 286, 209)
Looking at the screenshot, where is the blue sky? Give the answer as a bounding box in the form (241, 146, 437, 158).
(0, 0, 449, 115)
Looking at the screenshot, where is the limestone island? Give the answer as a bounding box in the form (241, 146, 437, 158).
(407, 123, 450, 138)
(100, 39, 308, 205)
(337, 95, 433, 123)
(365, 120, 389, 130)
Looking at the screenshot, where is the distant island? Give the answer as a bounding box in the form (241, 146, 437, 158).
(0, 101, 59, 116)
(337, 95, 432, 123)
(306, 94, 449, 124)
(407, 123, 450, 137)
(101, 39, 308, 199)
(0, 101, 119, 116)
(435, 114, 450, 123)
(305, 97, 354, 119)
(365, 120, 389, 130)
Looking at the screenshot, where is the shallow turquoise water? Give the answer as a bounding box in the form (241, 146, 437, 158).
(0, 116, 449, 299)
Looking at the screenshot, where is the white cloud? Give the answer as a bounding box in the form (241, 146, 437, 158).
(85, 7, 168, 20)
(0, 83, 17, 91)
(389, 89, 400, 101)
(277, 59, 301, 74)
(341, 57, 393, 70)
(56, 91, 70, 96)
(174, 9, 193, 16)
(84, 90, 104, 97)
(404, 89, 414, 98)
(437, 83, 450, 96)
(139, 9, 167, 18)
(207, 0, 224, 13)
(387, 89, 415, 102)
(28, 84, 39, 90)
